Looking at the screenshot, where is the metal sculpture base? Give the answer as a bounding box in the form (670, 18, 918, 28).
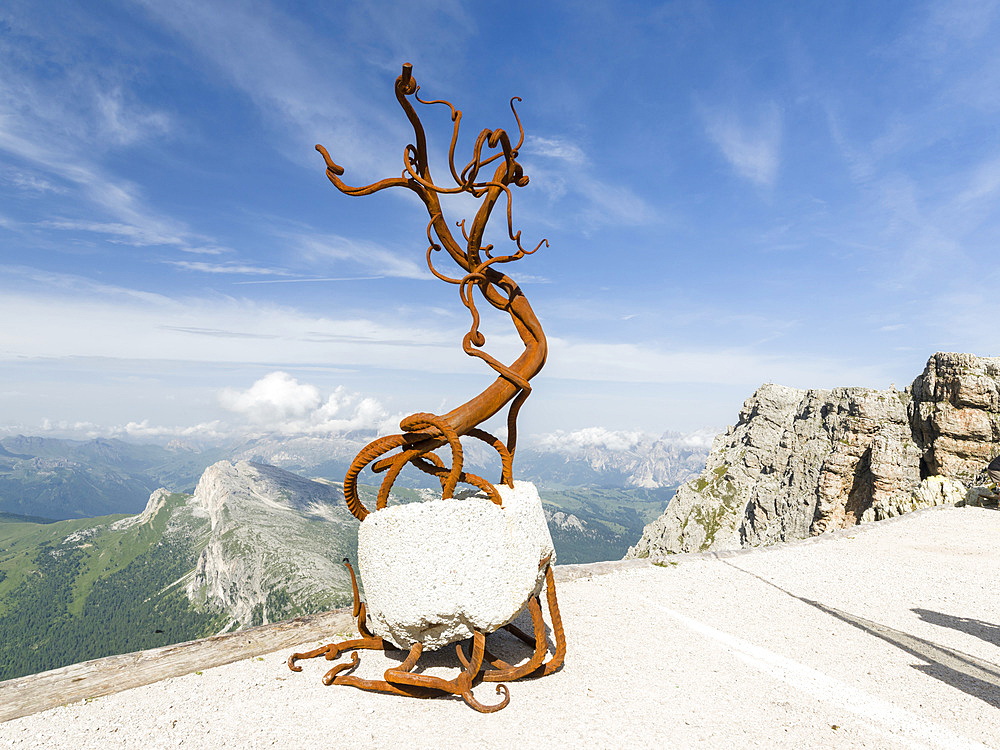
(287, 560, 565, 713)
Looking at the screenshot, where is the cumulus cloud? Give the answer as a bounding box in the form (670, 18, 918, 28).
(219, 372, 323, 424)
(659, 427, 720, 450)
(218, 372, 398, 435)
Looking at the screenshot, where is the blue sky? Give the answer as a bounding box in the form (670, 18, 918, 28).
(1, 0, 999, 446)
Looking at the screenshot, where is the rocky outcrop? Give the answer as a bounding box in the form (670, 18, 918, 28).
(910, 352, 1000, 479)
(186, 460, 359, 628)
(627, 352, 1000, 556)
(109, 488, 172, 531)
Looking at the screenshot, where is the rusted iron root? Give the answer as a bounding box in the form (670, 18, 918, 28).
(318, 62, 548, 521)
(288, 560, 565, 713)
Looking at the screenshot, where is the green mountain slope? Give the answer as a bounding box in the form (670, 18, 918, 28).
(0, 462, 367, 682)
(0, 492, 224, 681)
(538, 486, 675, 564)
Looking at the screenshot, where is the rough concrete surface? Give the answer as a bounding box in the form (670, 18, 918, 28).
(359, 480, 554, 649)
(2, 506, 998, 749)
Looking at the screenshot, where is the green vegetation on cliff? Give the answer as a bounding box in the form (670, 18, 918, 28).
(0, 494, 223, 681)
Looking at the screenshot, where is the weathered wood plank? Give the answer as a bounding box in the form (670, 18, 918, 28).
(0, 607, 355, 723)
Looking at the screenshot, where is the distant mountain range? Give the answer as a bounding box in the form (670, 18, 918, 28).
(0, 430, 712, 520)
(0, 435, 226, 519)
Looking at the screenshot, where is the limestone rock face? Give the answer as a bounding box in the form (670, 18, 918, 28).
(358, 481, 554, 650)
(627, 352, 1000, 556)
(863, 475, 969, 521)
(185, 460, 359, 627)
(910, 352, 1000, 480)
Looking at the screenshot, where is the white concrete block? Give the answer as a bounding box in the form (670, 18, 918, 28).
(357, 480, 555, 650)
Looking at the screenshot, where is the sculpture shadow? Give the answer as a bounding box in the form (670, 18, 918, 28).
(723, 561, 1000, 709)
(912, 608, 1000, 648)
(804, 599, 1000, 710)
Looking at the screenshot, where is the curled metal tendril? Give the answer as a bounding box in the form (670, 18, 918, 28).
(319, 63, 547, 522)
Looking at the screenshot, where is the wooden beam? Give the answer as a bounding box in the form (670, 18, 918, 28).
(0, 607, 354, 723)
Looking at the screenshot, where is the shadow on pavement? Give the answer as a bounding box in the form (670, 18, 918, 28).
(804, 599, 1000, 710)
(722, 560, 1000, 709)
(912, 608, 1000, 648)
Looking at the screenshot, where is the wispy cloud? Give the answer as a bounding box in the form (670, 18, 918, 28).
(525, 135, 586, 165)
(0, 95, 211, 254)
(40, 219, 192, 249)
(545, 336, 892, 390)
(294, 233, 430, 280)
(131, 0, 406, 177)
(522, 134, 658, 229)
(2, 168, 67, 195)
(0, 270, 460, 370)
(701, 102, 782, 187)
(0, 14, 226, 258)
(95, 87, 173, 147)
(165, 260, 293, 276)
(233, 276, 384, 285)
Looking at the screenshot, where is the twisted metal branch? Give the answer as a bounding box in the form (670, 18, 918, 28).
(319, 63, 547, 519)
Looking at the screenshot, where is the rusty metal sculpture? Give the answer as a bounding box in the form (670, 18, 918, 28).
(288, 64, 564, 712)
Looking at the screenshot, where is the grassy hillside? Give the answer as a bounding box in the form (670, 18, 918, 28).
(0, 493, 224, 681)
(538, 486, 675, 564)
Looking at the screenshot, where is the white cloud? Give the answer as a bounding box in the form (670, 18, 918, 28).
(218, 372, 397, 435)
(525, 135, 586, 165)
(531, 425, 720, 454)
(40, 219, 194, 249)
(130, 0, 406, 178)
(0, 270, 461, 372)
(293, 233, 429, 280)
(701, 103, 782, 186)
(954, 154, 1000, 207)
(0, 24, 232, 259)
(0, 266, 904, 394)
(3, 168, 66, 195)
(544, 336, 892, 389)
(116, 419, 227, 441)
(521, 136, 659, 229)
(95, 88, 173, 147)
(166, 260, 292, 276)
(219, 372, 322, 424)
(534, 426, 647, 453)
(660, 427, 720, 450)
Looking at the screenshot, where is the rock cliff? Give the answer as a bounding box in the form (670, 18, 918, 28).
(185, 460, 359, 628)
(627, 352, 1000, 556)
